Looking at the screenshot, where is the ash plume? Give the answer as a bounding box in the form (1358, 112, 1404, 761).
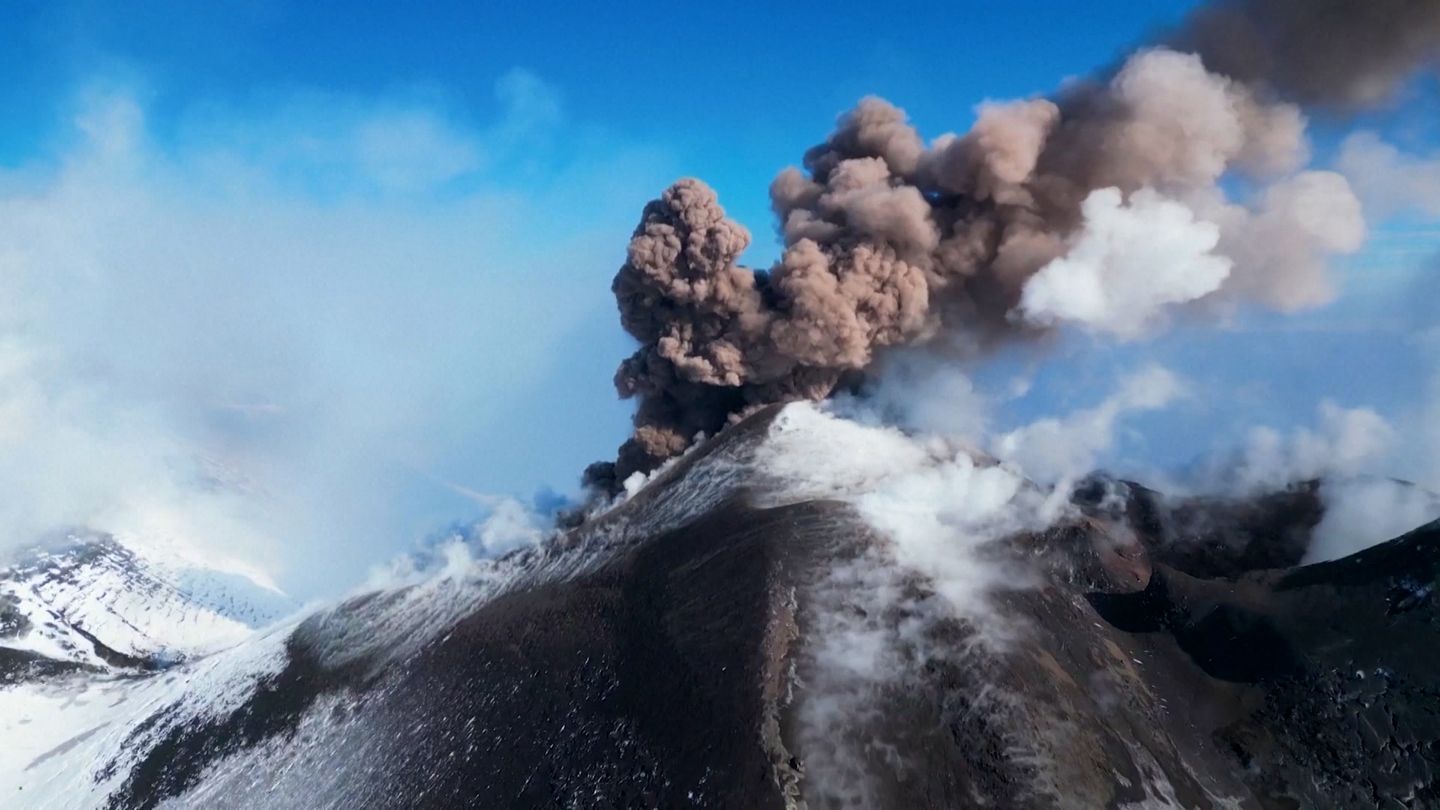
(1171, 0, 1440, 108)
(591, 0, 1440, 489)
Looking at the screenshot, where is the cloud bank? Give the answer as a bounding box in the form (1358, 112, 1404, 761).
(0, 72, 668, 595)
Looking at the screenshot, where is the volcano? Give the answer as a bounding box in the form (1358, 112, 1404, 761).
(2, 404, 1437, 809)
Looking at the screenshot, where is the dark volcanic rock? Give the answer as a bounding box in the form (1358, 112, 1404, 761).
(24, 407, 1440, 808)
(1073, 475, 1326, 579)
(105, 495, 839, 809)
(0, 646, 94, 686)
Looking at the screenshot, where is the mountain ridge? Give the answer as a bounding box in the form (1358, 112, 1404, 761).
(2, 403, 1437, 808)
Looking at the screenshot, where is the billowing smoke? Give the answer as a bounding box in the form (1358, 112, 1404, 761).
(594, 0, 1435, 487)
(1169, 0, 1440, 108)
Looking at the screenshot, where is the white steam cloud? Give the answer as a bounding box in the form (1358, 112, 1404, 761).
(1224, 401, 1396, 493)
(993, 365, 1186, 485)
(1192, 400, 1438, 563)
(1019, 188, 1232, 338)
(752, 363, 1201, 807)
(755, 402, 1048, 805)
(1424, 332, 1440, 492)
(1309, 478, 1439, 564)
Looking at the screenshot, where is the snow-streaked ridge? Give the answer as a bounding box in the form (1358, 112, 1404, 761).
(0, 530, 296, 669)
(0, 404, 872, 808)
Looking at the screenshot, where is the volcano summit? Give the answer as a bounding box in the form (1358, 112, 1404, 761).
(0, 0, 1438, 807)
(3, 404, 1438, 808)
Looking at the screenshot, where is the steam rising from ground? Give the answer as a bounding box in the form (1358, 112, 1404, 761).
(1195, 401, 1433, 562)
(992, 365, 1184, 484)
(1224, 401, 1396, 494)
(753, 369, 1216, 805)
(754, 403, 1047, 806)
(594, 0, 1440, 483)
(1310, 479, 1440, 564)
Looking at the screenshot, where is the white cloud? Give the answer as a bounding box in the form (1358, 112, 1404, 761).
(1226, 401, 1395, 492)
(0, 75, 671, 595)
(755, 401, 1052, 642)
(1409, 325, 1440, 493)
(1019, 187, 1231, 338)
(1308, 478, 1439, 563)
(752, 401, 1059, 805)
(992, 365, 1185, 484)
(1336, 131, 1440, 220)
(831, 349, 992, 442)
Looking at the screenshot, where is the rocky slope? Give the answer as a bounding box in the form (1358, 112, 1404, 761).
(2, 404, 1437, 808)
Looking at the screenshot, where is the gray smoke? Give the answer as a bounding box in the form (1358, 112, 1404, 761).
(590, 0, 1440, 489)
(1172, 0, 1440, 108)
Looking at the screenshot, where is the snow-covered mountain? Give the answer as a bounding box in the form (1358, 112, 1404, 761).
(0, 530, 299, 805)
(1, 403, 1437, 808)
(0, 530, 296, 673)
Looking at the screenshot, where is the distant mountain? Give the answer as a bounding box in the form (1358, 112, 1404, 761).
(3, 404, 1437, 808)
(0, 530, 295, 675)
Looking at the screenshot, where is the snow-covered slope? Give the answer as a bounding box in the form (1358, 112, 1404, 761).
(0, 530, 296, 670)
(3, 404, 1438, 808)
(0, 404, 766, 809)
(0, 530, 300, 805)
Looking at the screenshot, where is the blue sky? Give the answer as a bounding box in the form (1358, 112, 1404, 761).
(1, 0, 1213, 235)
(0, 0, 1435, 592)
